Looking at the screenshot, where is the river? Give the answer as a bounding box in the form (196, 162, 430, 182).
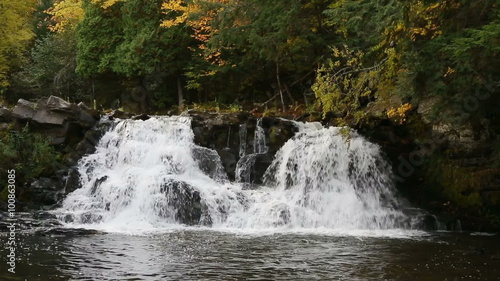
(1, 229, 499, 280)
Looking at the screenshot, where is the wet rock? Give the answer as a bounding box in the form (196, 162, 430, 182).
(80, 212, 103, 224)
(33, 211, 58, 220)
(186, 112, 298, 183)
(64, 168, 81, 194)
(264, 118, 297, 152)
(111, 109, 134, 119)
(187, 112, 244, 179)
(216, 149, 237, 181)
(20, 178, 65, 208)
(72, 116, 113, 159)
(0, 212, 63, 231)
(253, 153, 275, 184)
(160, 180, 208, 226)
(193, 146, 229, 182)
(91, 176, 108, 195)
(78, 109, 97, 128)
(132, 113, 150, 121)
(416, 214, 439, 231)
(446, 219, 463, 232)
(278, 208, 291, 225)
(236, 152, 274, 184)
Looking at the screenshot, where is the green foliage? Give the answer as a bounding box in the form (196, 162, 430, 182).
(312, 45, 391, 124)
(0, 125, 60, 184)
(114, 0, 191, 76)
(1, 0, 498, 118)
(76, 0, 124, 77)
(314, 0, 499, 127)
(191, 0, 331, 104)
(324, 0, 403, 50)
(12, 29, 85, 100)
(0, 0, 38, 88)
(188, 101, 242, 113)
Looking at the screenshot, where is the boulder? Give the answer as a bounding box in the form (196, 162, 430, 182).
(64, 168, 81, 195)
(110, 109, 134, 119)
(32, 108, 67, 127)
(78, 110, 97, 128)
(46, 95, 74, 113)
(193, 146, 229, 182)
(160, 180, 209, 226)
(12, 99, 37, 120)
(19, 178, 65, 209)
(216, 149, 237, 181)
(78, 102, 100, 120)
(0, 105, 12, 122)
(9, 96, 100, 146)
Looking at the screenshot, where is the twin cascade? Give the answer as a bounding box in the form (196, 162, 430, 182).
(58, 116, 411, 231)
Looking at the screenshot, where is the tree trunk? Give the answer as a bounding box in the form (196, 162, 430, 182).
(276, 62, 286, 112)
(177, 76, 184, 109)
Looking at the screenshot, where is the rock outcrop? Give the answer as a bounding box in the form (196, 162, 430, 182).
(185, 110, 297, 182)
(10, 96, 99, 146)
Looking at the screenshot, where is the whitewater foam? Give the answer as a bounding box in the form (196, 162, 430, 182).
(56, 116, 416, 236)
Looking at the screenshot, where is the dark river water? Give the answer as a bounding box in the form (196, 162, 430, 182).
(1, 229, 499, 281)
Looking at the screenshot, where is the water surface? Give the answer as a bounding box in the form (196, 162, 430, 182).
(1, 230, 499, 280)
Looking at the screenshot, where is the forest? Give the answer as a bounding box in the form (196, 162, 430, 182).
(0, 0, 498, 120)
(1, 0, 500, 231)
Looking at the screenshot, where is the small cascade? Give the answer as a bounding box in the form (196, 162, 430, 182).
(58, 116, 413, 233)
(235, 118, 268, 183)
(238, 123, 247, 158)
(254, 118, 268, 154)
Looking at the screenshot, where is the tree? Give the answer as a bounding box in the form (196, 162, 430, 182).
(13, 30, 83, 100)
(0, 0, 37, 88)
(75, 0, 196, 110)
(167, 0, 333, 107)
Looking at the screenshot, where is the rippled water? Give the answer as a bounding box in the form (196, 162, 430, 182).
(1, 229, 499, 280)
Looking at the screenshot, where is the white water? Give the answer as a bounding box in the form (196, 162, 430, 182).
(254, 118, 268, 154)
(238, 123, 247, 158)
(235, 118, 268, 183)
(57, 116, 415, 236)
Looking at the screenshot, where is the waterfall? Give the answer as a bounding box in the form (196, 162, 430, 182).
(238, 123, 247, 158)
(235, 118, 268, 183)
(57, 116, 410, 233)
(256, 125, 406, 230)
(58, 116, 243, 230)
(254, 118, 268, 154)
